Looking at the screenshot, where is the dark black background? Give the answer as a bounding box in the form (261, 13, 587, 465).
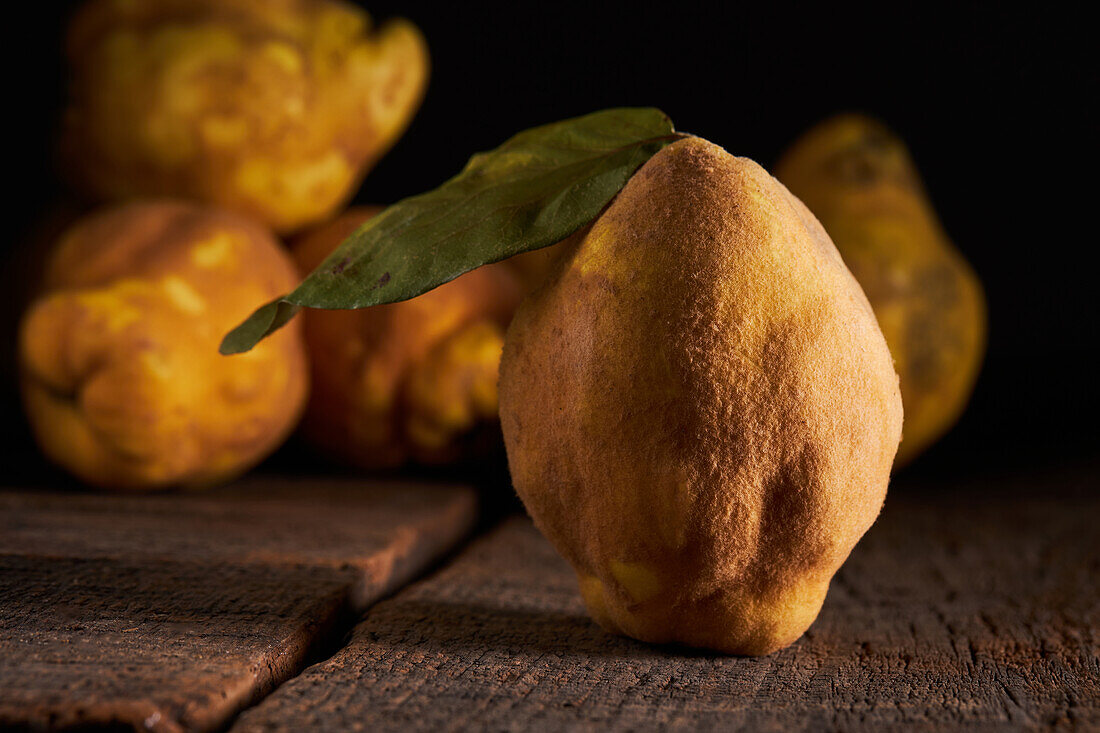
(5, 2, 1095, 484)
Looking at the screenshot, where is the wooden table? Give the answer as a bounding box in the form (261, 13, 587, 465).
(0, 477, 477, 732)
(1, 466, 1097, 731)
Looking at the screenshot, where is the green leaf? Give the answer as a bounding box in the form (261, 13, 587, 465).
(221, 107, 680, 355)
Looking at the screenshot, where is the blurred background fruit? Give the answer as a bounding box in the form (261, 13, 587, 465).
(776, 115, 986, 467)
(59, 0, 429, 234)
(18, 200, 308, 489)
(504, 244, 568, 294)
(292, 207, 522, 469)
(5, 2, 1091, 482)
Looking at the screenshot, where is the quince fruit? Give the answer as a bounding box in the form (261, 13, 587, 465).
(60, 0, 429, 234)
(292, 207, 522, 468)
(499, 137, 902, 655)
(19, 201, 308, 489)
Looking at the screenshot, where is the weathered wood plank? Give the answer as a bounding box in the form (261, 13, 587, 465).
(231, 469, 1099, 731)
(0, 477, 477, 732)
(0, 477, 478, 610)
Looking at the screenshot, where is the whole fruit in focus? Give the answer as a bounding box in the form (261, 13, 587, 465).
(292, 207, 523, 469)
(19, 201, 308, 490)
(60, 0, 429, 234)
(776, 115, 986, 466)
(499, 137, 903, 655)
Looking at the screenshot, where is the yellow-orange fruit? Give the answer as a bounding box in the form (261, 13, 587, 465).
(292, 207, 523, 468)
(60, 0, 429, 234)
(776, 115, 986, 466)
(18, 201, 308, 490)
(500, 137, 903, 655)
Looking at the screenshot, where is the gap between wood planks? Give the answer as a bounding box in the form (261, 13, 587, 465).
(209, 493, 519, 733)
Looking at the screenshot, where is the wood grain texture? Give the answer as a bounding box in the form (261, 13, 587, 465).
(232, 469, 1099, 732)
(0, 477, 477, 732)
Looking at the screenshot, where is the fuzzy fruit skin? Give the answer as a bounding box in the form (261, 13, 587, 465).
(19, 201, 308, 490)
(499, 137, 903, 656)
(292, 208, 523, 469)
(60, 0, 429, 234)
(776, 115, 986, 466)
